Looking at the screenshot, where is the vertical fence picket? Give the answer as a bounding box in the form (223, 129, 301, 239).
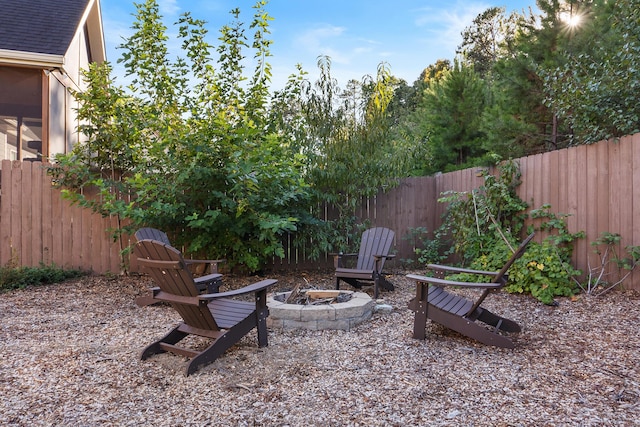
(31, 162, 43, 267)
(632, 134, 640, 287)
(10, 161, 22, 266)
(575, 145, 589, 270)
(613, 136, 635, 286)
(0, 160, 12, 266)
(41, 165, 53, 266)
(21, 162, 33, 267)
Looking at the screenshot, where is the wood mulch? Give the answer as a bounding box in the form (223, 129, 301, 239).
(1, 270, 639, 426)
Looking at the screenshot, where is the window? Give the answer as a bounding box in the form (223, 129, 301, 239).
(0, 66, 43, 161)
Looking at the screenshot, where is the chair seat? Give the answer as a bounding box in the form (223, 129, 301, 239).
(428, 286, 474, 316)
(210, 299, 255, 329)
(334, 267, 374, 279)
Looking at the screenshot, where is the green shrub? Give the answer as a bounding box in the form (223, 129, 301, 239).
(507, 240, 580, 305)
(450, 236, 581, 305)
(0, 264, 85, 292)
(579, 232, 640, 296)
(405, 227, 443, 268)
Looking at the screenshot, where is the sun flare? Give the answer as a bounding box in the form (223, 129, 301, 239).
(560, 11, 582, 28)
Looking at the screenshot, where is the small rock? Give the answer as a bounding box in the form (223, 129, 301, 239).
(374, 304, 393, 313)
(447, 410, 461, 419)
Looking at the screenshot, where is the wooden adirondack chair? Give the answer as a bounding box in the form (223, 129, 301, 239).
(407, 232, 535, 348)
(134, 228, 225, 307)
(134, 239, 277, 376)
(334, 227, 396, 299)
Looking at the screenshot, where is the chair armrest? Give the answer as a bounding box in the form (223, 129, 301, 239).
(426, 263, 499, 276)
(199, 279, 277, 300)
(330, 253, 358, 257)
(151, 280, 276, 305)
(407, 274, 503, 289)
(184, 258, 226, 274)
(194, 273, 222, 284)
(194, 273, 223, 293)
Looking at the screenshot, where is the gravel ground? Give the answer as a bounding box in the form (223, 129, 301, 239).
(1, 271, 639, 426)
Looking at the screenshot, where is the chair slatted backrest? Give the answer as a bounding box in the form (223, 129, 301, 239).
(135, 228, 171, 245)
(134, 239, 220, 331)
(356, 227, 395, 271)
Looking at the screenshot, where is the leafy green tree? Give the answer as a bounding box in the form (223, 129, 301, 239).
(457, 7, 508, 78)
(417, 60, 452, 87)
(268, 56, 416, 252)
(455, 1, 610, 159)
(49, 0, 308, 271)
(455, 6, 541, 159)
(388, 60, 452, 176)
(484, 22, 545, 154)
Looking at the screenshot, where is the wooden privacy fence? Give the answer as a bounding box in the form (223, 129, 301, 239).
(0, 160, 123, 274)
(1, 133, 640, 290)
(446, 134, 640, 290)
(273, 133, 640, 291)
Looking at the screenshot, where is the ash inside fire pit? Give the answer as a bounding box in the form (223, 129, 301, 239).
(274, 289, 352, 305)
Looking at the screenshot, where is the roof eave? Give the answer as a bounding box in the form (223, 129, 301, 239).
(87, 0, 107, 63)
(0, 49, 64, 68)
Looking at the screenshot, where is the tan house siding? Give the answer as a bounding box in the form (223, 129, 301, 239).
(0, 0, 105, 160)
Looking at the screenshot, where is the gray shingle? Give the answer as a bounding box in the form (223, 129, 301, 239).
(0, 0, 90, 55)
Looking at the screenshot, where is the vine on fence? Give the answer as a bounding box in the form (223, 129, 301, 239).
(426, 160, 586, 304)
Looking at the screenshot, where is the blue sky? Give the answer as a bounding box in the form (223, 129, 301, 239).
(101, 0, 539, 90)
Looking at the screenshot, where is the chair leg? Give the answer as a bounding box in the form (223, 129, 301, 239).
(429, 307, 516, 348)
(141, 327, 188, 360)
(409, 282, 429, 340)
(184, 314, 261, 376)
(255, 290, 269, 348)
(185, 336, 233, 376)
(373, 274, 380, 299)
(378, 276, 395, 291)
(475, 308, 521, 332)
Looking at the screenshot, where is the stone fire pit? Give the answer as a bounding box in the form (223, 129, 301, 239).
(267, 289, 374, 331)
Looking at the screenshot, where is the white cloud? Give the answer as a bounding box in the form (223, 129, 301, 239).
(353, 46, 373, 55)
(291, 24, 352, 64)
(413, 1, 489, 58)
(295, 25, 346, 50)
(158, 0, 181, 16)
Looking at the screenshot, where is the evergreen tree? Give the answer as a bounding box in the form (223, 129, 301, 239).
(420, 61, 489, 173)
(543, 0, 640, 143)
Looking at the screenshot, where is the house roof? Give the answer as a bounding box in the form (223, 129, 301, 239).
(0, 0, 105, 66)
